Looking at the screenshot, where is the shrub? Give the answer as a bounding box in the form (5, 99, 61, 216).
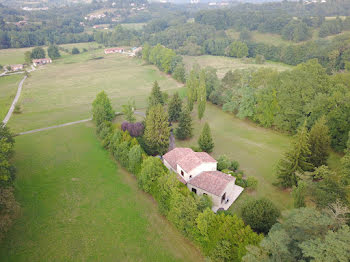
(217, 155, 231, 171)
(241, 198, 280, 234)
(13, 104, 22, 114)
(121, 122, 144, 137)
(72, 47, 80, 54)
(246, 177, 258, 190)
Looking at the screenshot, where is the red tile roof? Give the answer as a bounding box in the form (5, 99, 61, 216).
(188, 171, 235, 196)
(163, 148, 216, 173)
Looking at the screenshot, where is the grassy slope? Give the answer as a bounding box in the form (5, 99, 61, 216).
(0, 123, 203, 262)
(183, 55, 291, 78)
(0, 74, 23, 120)
(8, 50, 182, 132)
(176, 104, 293, 211)
(0, 42, 100, 65)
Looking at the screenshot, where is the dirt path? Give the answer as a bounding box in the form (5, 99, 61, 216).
(17, 118, 92, 135)
(2, 75, 27, 126)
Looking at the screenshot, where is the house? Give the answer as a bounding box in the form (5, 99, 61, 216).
(104, 47, 124, 54)
(10, 64, 24, 71)
(163, 148, 244, 212)
(32, 58, 52, 67)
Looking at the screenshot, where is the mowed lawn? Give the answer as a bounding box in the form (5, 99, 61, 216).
(176, 103, 293, 211)
(183, 55, 291, 78)
(0, 123, 203, 262)
(0, 74, 23, 120)
(8, 50, 182, 132)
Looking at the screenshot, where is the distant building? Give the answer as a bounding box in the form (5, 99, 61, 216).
(163, 148, 244, 212)
(32, 58, 52, 67)
(104, 47, 124, 54)
(10, 64, 23, 71)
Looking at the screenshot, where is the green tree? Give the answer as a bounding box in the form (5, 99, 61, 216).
(241, 198, 280, 234)
(186, 69, 199, 111)
(47, 45, 60, 60)
(292, 181, 307, 208)
(142, 42, 151, 62)
(172, 63, 186, 83)
(92, 91, 115, 126)
(128, 144, 143, 175)
(341, 132, 350, 185)
(168, 92, 182, 122)
(138, 157, 167, 194)
(24, 51, 32, 64)
(198, 123, 214, 153)
(144, 104, 170, 155)
(309, 116, 331, 167)
(300, 225, 350, 262)
(148, 81, 164, 109)
(72, 47, 80, 54)
(197, 71, 207, 120)
(31, 47, 45, 59)
(175, 105, 193, 140)
(276, 121, 313, 188)
(227, 41, 248, 58)
(122, 99, 136, 123)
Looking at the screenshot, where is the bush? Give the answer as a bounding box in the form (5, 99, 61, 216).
(121, 122, 144, 137)
(13, 104, 22, 114)
(246, 177, 258, 190)
(72, 47, 80, 54)
(217, 155, 231, 171)
(241, 198, 280, 234)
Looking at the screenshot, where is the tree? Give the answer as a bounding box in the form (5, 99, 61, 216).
(47, 45, 60, 60)
(175, 105, 193, 140)
(31, 47, 45, 59)
(138, 157, 167, 194)
(197, 71, 207, 120)
(243, 208, 340, 262)
(186, 69, 199, 111)
(309, 116, 331, 167)
(142, 42, 151, 62)
(173, 63, 186, 83)
(24, 51, 32, 64)
(276, 121, 313, 188)
(227, 41, 248, 58)
(128, 144, 143, 175)
(292, 181, 307, 208)
(92, 91, 115, 126)
(122, 99, 136, 123)
(198, 123, 214, 153)
(72, 47, 80, 54)
(168, 92, 182, 122)
(144, 104, 170, 155)
(300, 225, 350, 262)
(148, 81, 164, 109)
(341, 132, 350, 185)
(241, 198, 280, 234)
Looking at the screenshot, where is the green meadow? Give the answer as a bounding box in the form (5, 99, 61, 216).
(0, 74, 23, 120)
(0, 123, 203, 262)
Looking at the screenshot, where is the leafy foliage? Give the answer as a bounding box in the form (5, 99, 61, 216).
(198, 123, 214, 153)
(175, 105, 193, 140)
(92, 91, 115, 126)
(309, 116, 331, 167)
(168, 92, 182, 122)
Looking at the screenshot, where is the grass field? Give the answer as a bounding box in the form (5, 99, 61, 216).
(8, 49, 182, 132)
(0, 42, 100, 65)
(183, 55, 291, 78)
(0, 74, 23, 120)
(175, 104, 293, 211)
(0, 123, 203, 262)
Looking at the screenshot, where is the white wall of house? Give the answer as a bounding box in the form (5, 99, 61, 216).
(163, 159, 176, 173)
(188, 162, 217, 178)
(188, 180, 235, 208)
(176, 164, 190, 181)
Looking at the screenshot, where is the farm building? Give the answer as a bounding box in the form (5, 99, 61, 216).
(104, 47, 124, 54)
(33, 58, 52, 67)
(10, 64, 24, 71)
(163, 148, 244, 212)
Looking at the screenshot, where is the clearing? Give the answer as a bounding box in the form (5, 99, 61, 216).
(8, 48, 182, 132)
(183, 55, 291, 78)
(0, 123, 203, 262)
(0, 74, 23, 121)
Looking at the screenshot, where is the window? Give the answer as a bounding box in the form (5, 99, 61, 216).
(189, 175, 192, 179)
(181, 170, 184, 176)
(203, 193, 207, 196)
(221, 192, 226, 204)
(192, 188, 197, 194)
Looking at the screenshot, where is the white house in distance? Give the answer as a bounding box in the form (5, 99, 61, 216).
(32, 58, 52, 67)
(104, 47, 124, 54)
(163, 148, 244, 212)
(10, 64, 23, 71)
